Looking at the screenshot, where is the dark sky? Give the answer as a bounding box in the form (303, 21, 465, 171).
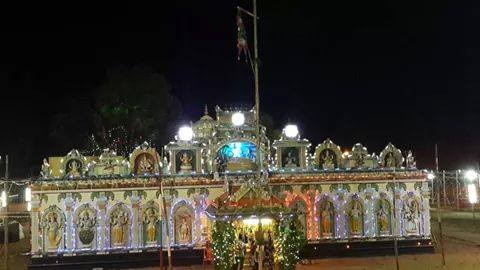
(1, 1, 479, 176)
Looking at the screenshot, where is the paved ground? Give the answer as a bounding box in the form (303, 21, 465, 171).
(5, 209, 480, 270)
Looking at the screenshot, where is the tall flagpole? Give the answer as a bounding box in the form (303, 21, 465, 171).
(253, 0, 261, 182)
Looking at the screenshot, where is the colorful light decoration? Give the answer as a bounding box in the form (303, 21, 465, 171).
(178, 126, 193, 141)
(231, 112, 245, 126)
(284, 124, 299, 138)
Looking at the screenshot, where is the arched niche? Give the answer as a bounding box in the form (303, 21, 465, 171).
(314, 139, 343, 170)
(288, 197, 308, 237)
(317, 196, 336, 239)
(376, 194, 392, 236)
(108, 202, 132, 248)
(346, 196, 364, 238)
(41, 205, 66, 252)
(379, 143, 403, 169)
(402, 192, 421, 236)
(73, 203, 97, 249)
(129, 142, 161, 175)
(171, 200, 195, 245)
(142, 200, 161, 246)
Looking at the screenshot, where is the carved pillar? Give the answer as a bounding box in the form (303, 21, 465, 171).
(335, 190, 347, 239)
(421, 183, 431, 237)
(131, 191, 141, 249)
(30, 199, 41, 254)
(364, 187, 375, 238)
(162, 194, 173, 246)
(394, 188, 403, 237)
(96, 194, 108, 251)
(64, 193, 74, 251)
(193, 195, 202, 245)
(306, 192, 316, 240)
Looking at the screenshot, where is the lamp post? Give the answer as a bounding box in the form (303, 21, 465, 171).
(464, 170, 478, 219)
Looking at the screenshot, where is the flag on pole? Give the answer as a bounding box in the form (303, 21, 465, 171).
(236, 10, 248, 61)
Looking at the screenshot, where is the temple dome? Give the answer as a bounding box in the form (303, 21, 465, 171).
(193, 105, 215, 139)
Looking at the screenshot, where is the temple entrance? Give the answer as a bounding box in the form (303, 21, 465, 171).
(233, 217, 276, 270)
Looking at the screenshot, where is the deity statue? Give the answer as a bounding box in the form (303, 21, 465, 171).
(138, 154, 153, 174)
(386, 153, 396, 168)
(179, 152, 193, 172)
(406, 150, 416, 168)
(405, 200, 419, 234)
(46, 213, 62, 249)
(284, 151, 298, 168)
(178, 217, 190, 244)
(144, 208, 158, 244)
(78, 210, 96, 245)
(67, 160, 81, 177)
(322, 151, 335, 170)
(321, 202, 333, 237)
(41, 158, 51, 179)
(112, 212, 128, 246)
(377, 201, 390, 234)
(349, 201, 362, 235)
(354, 153, 365, 168)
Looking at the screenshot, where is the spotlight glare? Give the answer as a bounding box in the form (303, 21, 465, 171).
(465, 170, 478, 182)
(231, 112, 245, 126)
(178, 126, 193, 141)
(468, 184, 478, 204)
(284, 124, 299, 138)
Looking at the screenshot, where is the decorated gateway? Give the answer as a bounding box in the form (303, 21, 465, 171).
(29, 106, 431, 264)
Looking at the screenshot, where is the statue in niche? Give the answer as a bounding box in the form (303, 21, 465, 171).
(405, 200, 420, 234)
(322, 151, 335, 170)
(284, 151, 298, 168)
(406, 150, 416, 168)
(349, 201, 362, 235)
(46, 212, 62, 249)
(41, 158, 51, 179)
(354, 153, 365, 168)
(320, 202, 333, 237)
(180, 152, 193, 172)
(386, 153, 396, 168)
(178, 217, 191, 244)
(137, 154, 154, 174)
(144, 208, 158, 244)
(377, 201, 390, 234)
(112, 211, 128, 246)
(78, 209, 96, 245)
(67, 159, 81, 177)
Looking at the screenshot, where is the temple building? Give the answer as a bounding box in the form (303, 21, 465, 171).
(29, 106, 431, 265)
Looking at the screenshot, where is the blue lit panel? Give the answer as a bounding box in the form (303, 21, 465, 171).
(218, 141, 256, 163)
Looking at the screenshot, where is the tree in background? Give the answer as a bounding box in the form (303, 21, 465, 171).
(261, 112, 281, 141)
(48, 65, 181, 157)
(89, 64, 181, 155)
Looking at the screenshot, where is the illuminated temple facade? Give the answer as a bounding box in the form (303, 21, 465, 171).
(29, 106, 431, 256)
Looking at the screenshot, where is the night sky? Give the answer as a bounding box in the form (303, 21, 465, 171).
(1, 1, 479, 176)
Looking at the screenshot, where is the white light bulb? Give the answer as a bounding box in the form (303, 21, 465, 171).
(284, 124, 299, 138)
(465, 170, 478, 182)
(468, 184, 478, 204)
(231, 112, 245, 126)
(178, 126, 193, 141)
(25, 187, 31, 202)
(1, 191, 6, 207)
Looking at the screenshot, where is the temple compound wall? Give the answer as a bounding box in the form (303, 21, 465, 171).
(29, 106, 430, 256)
